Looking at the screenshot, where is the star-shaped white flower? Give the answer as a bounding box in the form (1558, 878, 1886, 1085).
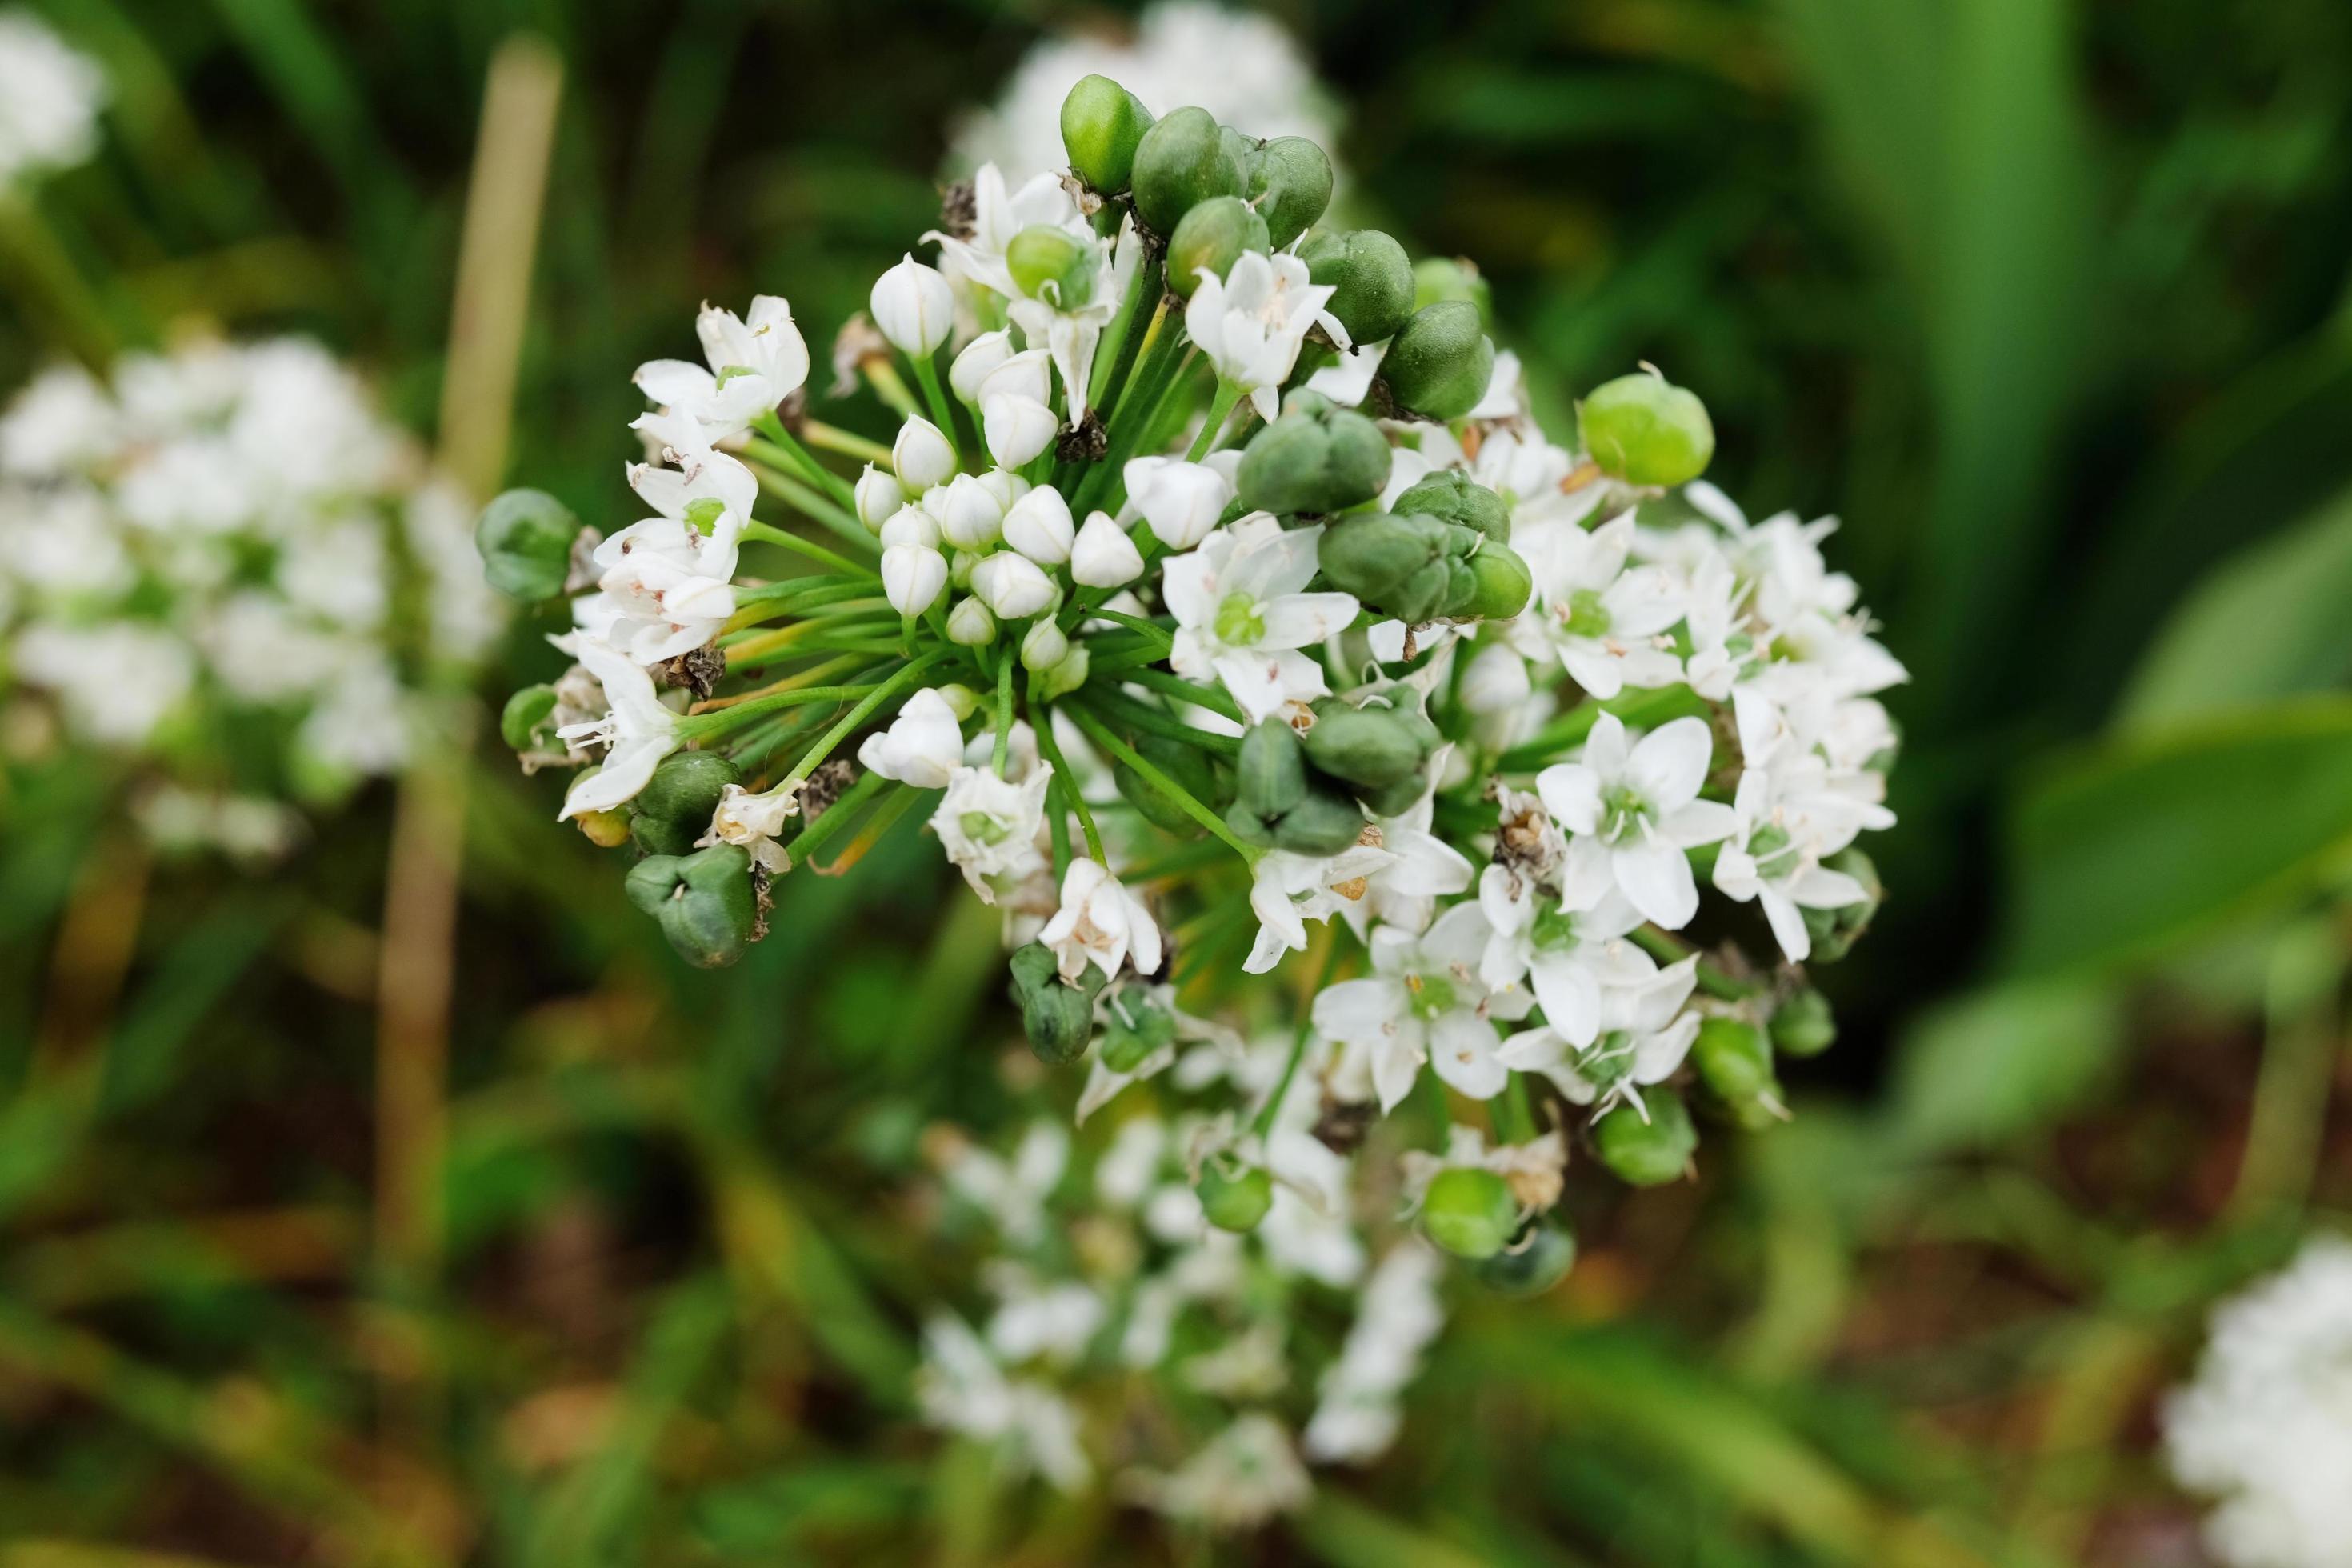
(1537, 712, 1737, 930)
(1474, 862, 1651, 1046)
(1184, 250, 1350, 422)
(574, 454, 755, 664)
(932, 763, 1054, 904)
(1165, 514, 1358, 723)
(1495, 954, 1702, 1114)
(1712, 765, 1874, 962)
(1311, 902, 1530, 1112)
(557, 638, 682, 819)
(1245, 842, 1397, 974)
(1510, 515, 1684, 699)
(1038, 857, 1162, 984)
(632, 296, 808, 439)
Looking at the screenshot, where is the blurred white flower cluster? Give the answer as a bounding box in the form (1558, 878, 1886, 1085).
(0, 338, 500, 854)
(2166, 1237, 2352, 1568)
(0, 8, 106, 193)
(918, 1029, 1444, 1528)
(950, 2, 1340, 185)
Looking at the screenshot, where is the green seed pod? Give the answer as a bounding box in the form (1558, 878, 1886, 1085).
(1009, 942, 1106, 1066)
(1390, 470, 1508, 542)
(1799, 847, 1882, 964)
(1196, 1161, 1274, 1233)
(1318, 512, 1446, 610)
(1354, 773, 1429, 820)
(1420, 1167, 1521, 1260)
(1234, 718, 1309, 821)
(1299, 228, 1415, 346)
(1060, 74, 1154, 194)
(1246, 135, 1334, 247)
(1380, 301, 1495, 422)
(1593, 1093, 1698, 1187)
(1578, 371, 1715, 487)
(1267, 786, 1366, 855)
(500, 684, 560, 753)
(1114, 731, 1227, 837)
(1474, 1220, 1578, 1296)
(1412, 255, 1493, 326)
(1302, 702, 1433, 790)
(1006, 224, 1096, 310)
(629, 750, 742, 858)
(625, 844, 757, 970)
(1100, 990, 1178, 1073)
(1692, 1018, 1778, 1105)
(1130, 106, 1248, 234)
(1458, 542, 1534, 622)
(1166, 195, 1270, 300)
(475, 487, 582, 602)
(1770, 987, 1838, 1059)
(1235, 392, 1391, 515)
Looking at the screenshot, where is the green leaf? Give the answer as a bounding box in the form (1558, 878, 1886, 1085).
(2002, 696, 2352, 974)
(1888, 980, 2125, 1153)
(2119, 485, 2352, 727)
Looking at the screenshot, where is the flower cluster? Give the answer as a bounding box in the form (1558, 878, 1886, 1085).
(2166, 1238, 2352, 1568)
(484, 74, 1898, 1339)
(917, 1026, 1444, 1529)
(0, 338, 500, 854)
(0, 8, 105, 193)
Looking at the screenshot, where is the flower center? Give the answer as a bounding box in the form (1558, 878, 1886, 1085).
(1404, 970, 1458, 1021)
(1598, 784, 1651, 843)
(713, 364, 758, 389)
(1562, 587, 1610, 638)
(1746, 822, 1795, 874)
(683, 496, 726, 534)
(1214, 591, 1266, 646)
(1530, 904, 1581, 953)
(958, 811, 1010, 846)
(1575, 1031, 1635, 1092)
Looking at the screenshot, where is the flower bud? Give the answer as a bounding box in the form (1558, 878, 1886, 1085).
(857, 687, 966, 789)
(1380, 301, 1496, 423)
(1124, 456, 1231, 550)
(1167, 195, 1270, 300)
(630, 750, 745, 857)
(1460, 542, 1533, 622)
(1100, 991, 1178, 1072)
(1460, 640, 1532, 714)
(854, 463, 904, 530)
(892, 417, 955, 491)
(870, 253, 954, 358)
(945, 594, 998, 645)
(880, 504, 940, 550)
(1300, 230, 1416, 346)
(982, 394, 1059, 468)
(976, 466, 1028, 512)
(1195, 1161, 1274, 1233)
(1130, 106, 1248, 235)
(971, 551, 1055, 620)
(1302, 700, 1438, 790)
(474, 487, 583, 602)
(1235, 391, 1391, 515)
(625, 843, 757, 969)
(1006, 225, 1097, 310)
(1114, 731, 1226, 837)
(1391, 470, 1509, 541)
(1578, 370, 1715, 487)
(1419, 1167, 1519, 1260)
(1002, 486, 1074, 566)
(978, 348, 1052, 409)
(1061, 74, 1155, 194)
(1593, 1092, 1697, 1187)
(937, 472, 1005, 550)
(934, 682, 982, 722)
(1770, 987, 1837, 1059)
(949, 329, 1016, 403)
(1020, 619, 1070, 672)
(1010, 941, 1106, 1065)
(1412, 255, 1493, 324)
(501, 685, 561, 753)
(882, 542, 948, 617)
(1070, 510, 1144, 587)
(1692, 1018, 1778, 1106)
(1318, 512, 1451, 623)
(1474, 1220, 1577, 1297)
(1245, 136, 1334, 249)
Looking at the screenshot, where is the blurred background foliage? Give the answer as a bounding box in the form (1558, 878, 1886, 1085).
(4, 0, 2352, 1562)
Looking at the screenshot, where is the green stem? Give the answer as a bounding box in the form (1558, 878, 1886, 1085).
(991, 654, 1016, 776)
(747, 462, 882, 554)
(1252, 932, 1342, 1139)
(753, 412, 859, 511)
(1496, 686, 1710, 771)
(1087, 608, 1174, 650)
(801, 418, 895, 466)
(742, 520, 878, 576)
(681, 683, 881, 741)
(1117, 666, 1243, 723)
(864, 360, 922, 419)
(1064, 706, 1255, 864)
(1186, 380, 1244, 462)
(1031, 710, 1105, 864)
(792, 772, 894, 862)
(784, 651, 950, 785)
(1078, 687, 1241, 758)
(1492, 1073, 1539, 1146)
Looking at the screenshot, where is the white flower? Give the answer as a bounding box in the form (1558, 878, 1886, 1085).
(1313, 902, 1531, 1111)
(853, 463, 902, 529)
(1122, 455, 1230, 551)
(1244, 842, 1394, 974)
(949, 329, 1017, 402)
(14, 621, 194, 745)
(857, 688, 966, 789)
(983, 393, 1059, 467)
(0, 364, 117, 475)
(697, 782, 800, 873)
(0, 11, 107, 191)
(1496, 954, 1700, 1114)
(2166, 1237, 2352, 1568)
(556, 638, 682, 818)
(869, 254, 956, 358)
(633, 295, 808, 439)
(1070, 510, 1145, 587)
(933, 763, 1054, 902)
(879, 505, 940, 550)
(978, 347, 1052, 408)
(892, 416, 957, 491)
(1305, 1243, 1445, 1465)
(881, 542, 948, 617)
(1019, 619, 1069, 671)
(1038, 858, 1163, 982)
(1002, 486, 1074, 566)
(945, 595, 998, 645)
(1164, 514, 1358, 723)
(1126, 1414, 1310, 1531)
(1510, 515, 1684, 699)
(1006, 216, 1134, 419)
(1458, 637, 1534, 714)
(1183, 250, 1347, 422)
(970, 550, 1055, 619)
(916, 1317, 1090, 1493)
(1537, 712, 1737, 930)
(1338, 751, 1474, 939)
(1475, 862, 1649, 1046)
(1712, 766, 1873, 962)
(926, 162, 1082, 302)
(575, 456, 754, 663)
(935, 472, 1005, 550)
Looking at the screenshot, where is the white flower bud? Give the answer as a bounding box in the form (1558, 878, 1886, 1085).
(881, 542, 947, 617)
(938, 472, 1006, 550)
(1036, 644, 1091, 702)
(979, 349, 1053, 410)
(856, 688, 966, 790)
(947, 547, 977, 590)
(870, 254, 954, 358)
(1123, 456, 1231, 550)
(949, 330, 1016, 403)
(893, 417, 955, 491)
(945, 595, 998, 646)
(1002, 486, 1074, 566)
(1070, 510, 1146, 588)
(854, 463, 903, 530)
(934, 682, 982, 721)
(1460, 638, 1534, 714)
(970, 551, 1056, 620)
(983, 394, 1059, 469)
(879, 504, 939, 550)
(1021, 619, 1070, 671)
(978, 467, 1028, 511)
